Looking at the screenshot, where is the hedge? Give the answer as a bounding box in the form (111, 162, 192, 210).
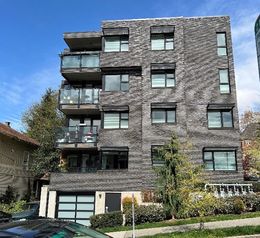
(90, 211, 123, 229)
(125, 205, 166, 226)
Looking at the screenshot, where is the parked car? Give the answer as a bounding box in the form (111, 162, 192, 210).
(12, 201, 39, 221)
(0, 211, 11, 223)
(0, 219, 111, 237)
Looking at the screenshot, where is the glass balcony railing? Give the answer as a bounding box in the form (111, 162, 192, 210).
(56, 126, 98, 144)
(59, 88, 100, 105)
(61, 54, 99, 69)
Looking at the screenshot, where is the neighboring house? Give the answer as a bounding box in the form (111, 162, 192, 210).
(241, 122, 260, 180)
(40, 16, 245, 226)
(255, 14, 260, 80)
(0, 122, 39, 199)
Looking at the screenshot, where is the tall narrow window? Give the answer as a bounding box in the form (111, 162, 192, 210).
(104, 36, 129, 52)
(104, 75, 129, 92)
(203, 149, 237, 171)
(219, 69, 230, 93)
(217, 33, 227, 56)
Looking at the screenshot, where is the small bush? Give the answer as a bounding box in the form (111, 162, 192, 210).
(125, 205, 166, 226)
(0, 186, 17, 204)
(122, 196, 138, 213)
(0, 200, 27, 214)
(90, 211, 123, 229)
(233, 197, 246, 214)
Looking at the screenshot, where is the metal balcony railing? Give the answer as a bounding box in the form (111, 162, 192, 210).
(61, 53, 99, 69)
(56, 126, 98, 144)
(59, 88, 100, 105)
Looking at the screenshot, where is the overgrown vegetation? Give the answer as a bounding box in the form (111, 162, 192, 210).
(22, 88, 65, 177)
(90, 211, 123, 229)
(0, 200, 27, 214)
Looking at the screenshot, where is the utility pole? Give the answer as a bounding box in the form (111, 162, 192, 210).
(132, 193, 135, 238)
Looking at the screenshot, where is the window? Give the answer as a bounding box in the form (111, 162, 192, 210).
(151, 71, 175, 88)
(208, 109, 233, 128)
(217, 33, 227, 56)
(219, 69, 230, 93)
(151, 146, 165, 166)
(101, 149, 128, 170)
(203, 149, 237, 171)
(104, 74, 129, 91)
(151, 33, 174, 50)
(104, 36, 129, 52)
(152, 107, 176, 124)
(104, 112, 129, 129)
(23, 151, 30, 171)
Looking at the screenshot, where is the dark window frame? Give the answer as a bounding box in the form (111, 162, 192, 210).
(207, 109, 234, 129)
(151, 69, 175, 88)
(218, 68, 231, 94)
(100, 149, 129, 170)
(151, 145, 165, 166)
(103, 35, 129, 52)
(151, 108, 176, 124)
(103, 74, 129, 92)
(103, 111, 129, 129)
(203, 149, 237, 171)
(216, 32, 228, 56)
(151, 33, 174, 51)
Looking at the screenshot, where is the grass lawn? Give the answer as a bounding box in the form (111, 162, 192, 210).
(141, 225, 260, 238)
(99, 211, 260, 233)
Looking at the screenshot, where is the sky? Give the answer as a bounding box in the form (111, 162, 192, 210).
(0, 0, 259, 131)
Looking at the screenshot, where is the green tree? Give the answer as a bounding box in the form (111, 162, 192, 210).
(22, 88, 65, 177)
(156, 134, 204, 218)
(246, 122, 260, 177)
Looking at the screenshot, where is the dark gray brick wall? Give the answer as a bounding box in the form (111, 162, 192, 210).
(50, 16, 244, 192)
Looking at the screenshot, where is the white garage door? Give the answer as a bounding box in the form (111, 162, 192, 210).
(57, 193, 95, 226)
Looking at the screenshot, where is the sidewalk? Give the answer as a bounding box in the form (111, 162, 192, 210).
(107, 217, 260, 238)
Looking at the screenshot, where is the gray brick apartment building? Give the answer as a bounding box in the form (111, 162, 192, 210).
(39, 16, 244, 226)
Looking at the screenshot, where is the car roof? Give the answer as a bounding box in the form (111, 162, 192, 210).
(0, 219, 111, 238)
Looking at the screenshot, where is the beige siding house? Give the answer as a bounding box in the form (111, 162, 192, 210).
(0, 122, 39, 198)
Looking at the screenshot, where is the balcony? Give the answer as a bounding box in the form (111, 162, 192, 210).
(60, 52, 101, 81)
(59, 88, 100, 115)
(56, 126, 98, 149)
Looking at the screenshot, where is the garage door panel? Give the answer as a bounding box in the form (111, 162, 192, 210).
(59, 195, 76, 202)
(58, 203, 76, 210)
(77, 195, 95, 203)
(76, 211, 93, 218)
(58, 211, 75, 218)
(77, 203, 94, 210)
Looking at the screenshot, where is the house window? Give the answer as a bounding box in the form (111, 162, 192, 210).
(104, 74, 129, 91)
(104, 112, 129, 129)
(104, 36, 129, 52)
(208, 109, 233, 128)
(217, 33, 227, 56)
(151, 145, 165, 166)
(23, 151, 30, 171)
(203, 149, 237, 171)
(152, 108, 176, 124)
(101, 149, 128, 170)
(151, 71, 175, 88)
(219, 69, 230, 93)
(151, 33, 174, 50)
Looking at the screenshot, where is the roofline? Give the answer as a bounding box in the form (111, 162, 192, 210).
(0, 130, 40, 147)
(102, 15, 230, 23)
